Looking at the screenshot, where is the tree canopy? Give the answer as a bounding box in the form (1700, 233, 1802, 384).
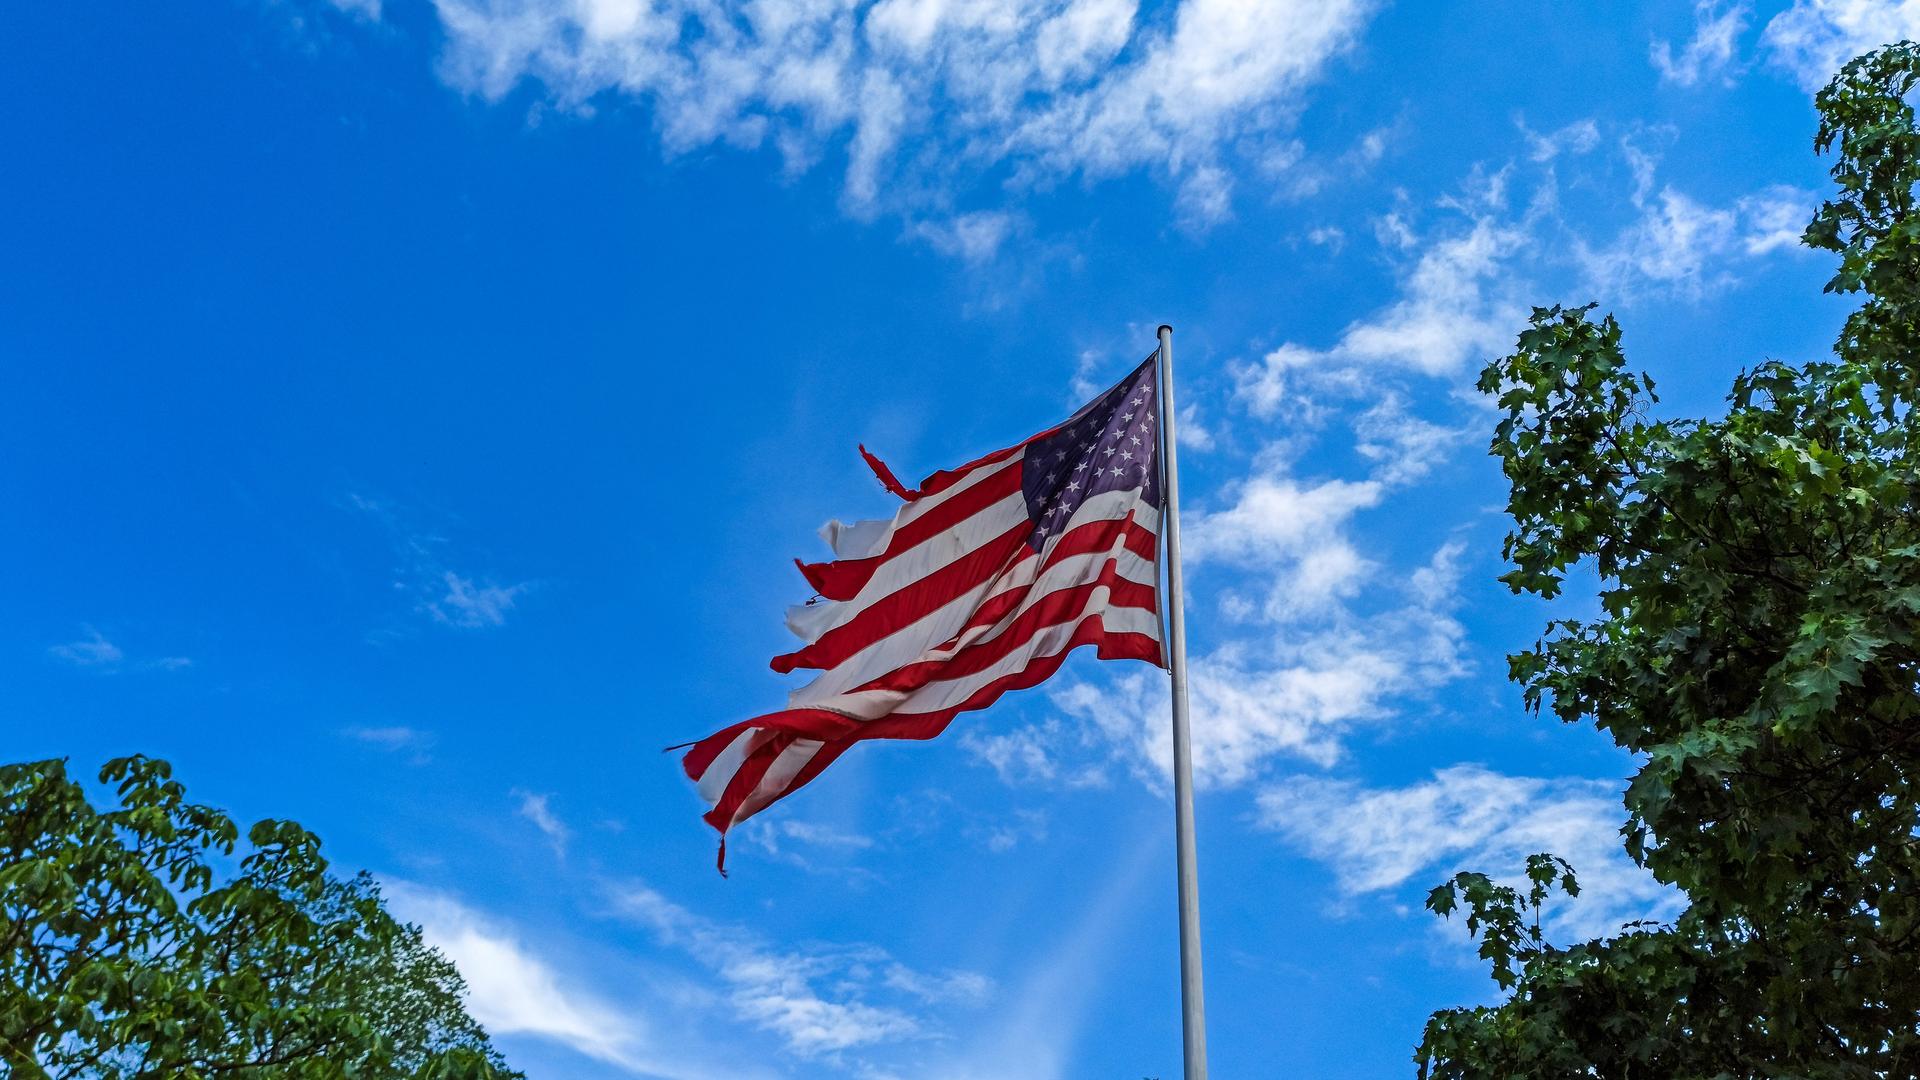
(1416, 42, 1920, 1080)
(1, 755, 520, 1079)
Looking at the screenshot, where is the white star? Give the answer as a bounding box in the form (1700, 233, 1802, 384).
(1129, 396, 1142, 406)
(1122, 412, 1134, 422)
(1129, 435, 1141, 446)
(1074, 461, 1088, 472)
(1120, 449, 1133, 462)
(1066, 480, 1081, 492)
(1103, 447, 1116, 457)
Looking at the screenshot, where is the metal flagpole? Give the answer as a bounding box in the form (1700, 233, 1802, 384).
(1155, 323, 1209, 1079)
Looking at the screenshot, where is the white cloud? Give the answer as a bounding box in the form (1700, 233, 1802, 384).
(1186, 472, 1381, 567)
(608, 882, 987, 1059)
(1764, 0, 1920, 91)
(1186, 468, 1381, 623)
(1305, 225, 1345, 252)
(1240, 216, 1528, 410)
(1175, 402, 1217, 451)
(430, 572, 526, 628)
(1522, 117, 1600, 163)
(1054, 546, 1467, 785)
(962, 718, 1111, 790)
(1651, 1, 1750, 87)
(772, 819, 874, 850)
(49, 627, 194, 673)
(1353, 393, 1465, 486)
(345, 725, 436, 761)
(383, 884, 655, 1070)
(882, 964, 992, 1006)
(347, 494, 532, 632)
(964, 724, 1062, 783)
(514, 789, 571, 855)
(907, 210, 1018, 263)
(422, 0, 1377, 231)
(1738, 184, 1815, 254)
(1257, 764, 1680, 941)
(48, 627, 124, 668)
(1578, 179, 1816, 300)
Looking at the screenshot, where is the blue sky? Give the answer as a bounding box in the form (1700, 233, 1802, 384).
(2, 0, 1906, 1076)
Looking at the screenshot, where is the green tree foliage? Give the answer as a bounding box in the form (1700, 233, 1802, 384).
(1416, 44, 1920, 1080)
(1, 756, 521, 1079)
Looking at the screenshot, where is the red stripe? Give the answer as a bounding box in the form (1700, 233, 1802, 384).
(859, 444, 914, 500)
(795, 460, 1026, 600)
(907, 514, 1157, 665)
(689, 618, 1157, 843)
(860, 616, 1161, 742)
(858, 556, 1158, 696)
(681, 720, 755, 781)
(772, 520, 1032, 673)
(739, 738, 851, 827)
(780, 508, 1156, 677)
(912, 442, 1030, 500)
(701, 732, 790, 831)
(681, 708, 863, 782)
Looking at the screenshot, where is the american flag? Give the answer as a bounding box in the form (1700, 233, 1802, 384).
(680, 355, 1166, 870)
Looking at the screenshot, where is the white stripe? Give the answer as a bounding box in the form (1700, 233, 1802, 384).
(783, 490, 1029, 660)
(788, 557, 1021, 705)
(839, 489, 1029, 610)
(695, 729, 758, 805)
(823, 455, 1022, 572)
(785, 598, 842, 642)
(819, 518, 890, 560)
(794, 541, 1160, 722)
(901, 598, 1160, 714)
(893, 452, 1023, 528)
(734, 738, 824, 823)
(815, 599, 1161, 722)
(792, 490, 1158, 695)
(785, 477, 1031, 646)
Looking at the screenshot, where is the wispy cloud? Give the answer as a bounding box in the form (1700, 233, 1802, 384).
(430, 572, 526, 628)
(962, 720, 1107, 788)
(1053, 567, 1467, 785)
(367, 0, 1382, 239)
(382, 883, 659, 1072)
(607, 881, 989, 1061)
(514, 789, 571, 856)
(346, 493, 532, 634)
(1652, 1, 1750, 87)
(1015, 132, 1815, 794)
(1763, 0, 1920, 91)
(1257, 764, 1681, 941)
(344, 725, 437, 764)
(48, 627, 191, 673)
(1575, 149, 1817, 301)
(49, 627, 124, 668)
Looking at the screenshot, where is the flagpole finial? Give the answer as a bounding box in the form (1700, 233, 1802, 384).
(1158, 323, 1174, 336)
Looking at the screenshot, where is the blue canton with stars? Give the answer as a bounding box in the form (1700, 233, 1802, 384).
(1021, 355, 1162, 550)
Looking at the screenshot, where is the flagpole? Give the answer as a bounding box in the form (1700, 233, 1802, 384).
(1156, 323, 1208, 1079)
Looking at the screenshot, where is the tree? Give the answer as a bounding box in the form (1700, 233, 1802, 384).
(0, 755, 521, 1079)
(1416, 43, 1920, 1080)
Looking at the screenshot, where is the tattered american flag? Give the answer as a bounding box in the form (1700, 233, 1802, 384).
(679, 355, 1166, 870)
